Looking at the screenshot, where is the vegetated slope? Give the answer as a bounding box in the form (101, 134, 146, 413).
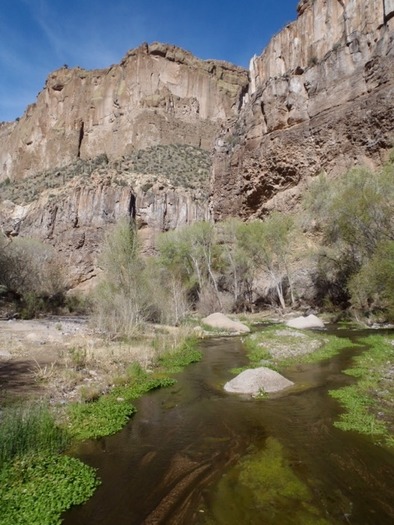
(0, 145, 211, 205)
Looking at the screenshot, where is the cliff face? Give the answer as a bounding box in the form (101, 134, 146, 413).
(0, 159, 210, 288)
(1, 1, 394, 288)
(0, 43, 248, 182)
(211, 0, 394, 219)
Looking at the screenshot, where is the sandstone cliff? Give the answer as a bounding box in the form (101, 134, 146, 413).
(0, 43, 248, 182)
(211, 0, 394, 219)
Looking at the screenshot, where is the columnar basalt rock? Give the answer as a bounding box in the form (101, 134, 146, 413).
(211, 0, 394, 220)
(0, 43, 248, 183)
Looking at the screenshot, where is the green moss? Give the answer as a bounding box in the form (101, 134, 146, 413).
(0, 453, 99, 525)
(329, 334, 394, 447)
(202, 437, 331, 524)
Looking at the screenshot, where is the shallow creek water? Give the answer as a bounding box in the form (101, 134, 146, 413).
(63, 329, 394, 524)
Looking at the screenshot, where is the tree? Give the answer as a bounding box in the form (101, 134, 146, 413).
(93, 219, 149, 336)
(0, 236, 65, 316)
(303, 159, 394, 312)
(158, 221, 223, 313)
(348, 240, 394, 322)
(237, 213, 296, 309)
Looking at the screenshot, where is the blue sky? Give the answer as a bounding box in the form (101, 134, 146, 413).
(0, 0, 298, 122)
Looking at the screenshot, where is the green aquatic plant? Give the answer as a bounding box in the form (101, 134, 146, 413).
(202, 437, 331, 524)
(0, 453, 99, 525)
(67, 337, 200, 440)
(329, 334, 394, 447)
(158, 336, 202, 373)
(241, 325, 357, 371)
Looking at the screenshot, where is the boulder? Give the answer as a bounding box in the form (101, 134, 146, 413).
(224, 367, 294, 395)
(285, 314, 324, 329)
(202, 312, 250, 333)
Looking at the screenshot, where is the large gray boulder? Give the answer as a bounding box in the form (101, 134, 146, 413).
(224, 367, 294, 395)
(285, 314, 324, 329)
(202, 312, 250, 333)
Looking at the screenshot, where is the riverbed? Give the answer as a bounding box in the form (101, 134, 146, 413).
(63, 329, 394, 524)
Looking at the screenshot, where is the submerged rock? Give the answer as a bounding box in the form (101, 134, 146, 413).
(202, 312, 250, 334)
(285, 314, 324, 330)
(224, 367, 294, 395)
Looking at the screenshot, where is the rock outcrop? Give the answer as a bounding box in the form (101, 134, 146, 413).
(0, 156, 210, 287)
(211, 0, 394, 220)
(0, 43, 248, 183)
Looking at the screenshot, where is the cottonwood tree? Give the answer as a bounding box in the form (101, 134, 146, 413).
(237, 213, 296, 309)
(303, 158, 394, 315)
(158, 221, 223, 312)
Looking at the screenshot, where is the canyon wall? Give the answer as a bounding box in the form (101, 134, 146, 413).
(0, 43, 248, 182)
(211, 0, 394, 219)
(0, 163, 210, 288)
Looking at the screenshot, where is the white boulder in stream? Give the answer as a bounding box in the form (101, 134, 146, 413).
(286, 314, 324, 329)
(202, 312, 250, 333)
(224, 367, 294, 395)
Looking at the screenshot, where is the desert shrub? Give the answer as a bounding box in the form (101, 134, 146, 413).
(0, 237, 65, 317)
(93, 218, 154, 337)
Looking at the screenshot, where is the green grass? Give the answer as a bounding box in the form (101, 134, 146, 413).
(0, 403, 98, 524)
(329, 334, 394, 447)
(158, 336, 202, 373)
(0, 403, 68, 467)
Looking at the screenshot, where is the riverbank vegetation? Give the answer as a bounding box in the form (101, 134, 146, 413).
(0, 403, 99, 525)
(330, 334, 394, 447)
(1, 155, 393, 325)
(235, 325, 358, 374)
(0, 156, 392, 520)
(0, 334, 201, 522)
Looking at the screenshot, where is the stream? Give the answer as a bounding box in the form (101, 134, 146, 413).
(63, 329, 394, 524)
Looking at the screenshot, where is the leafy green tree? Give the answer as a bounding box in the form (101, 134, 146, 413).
(158, 221, 223, 312)
(237, 213, 296, 309)
(217, 218, 255, 309)
(303, 159, 394, 313)
(348, 240, 394, 322)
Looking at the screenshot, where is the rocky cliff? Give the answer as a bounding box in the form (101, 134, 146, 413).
(211, 0, 394, 219)
(1, 0, 394, 288)
(0, 149, 211, 288)
(0, 44, 247, 287)
(0, 43, 248, 182)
